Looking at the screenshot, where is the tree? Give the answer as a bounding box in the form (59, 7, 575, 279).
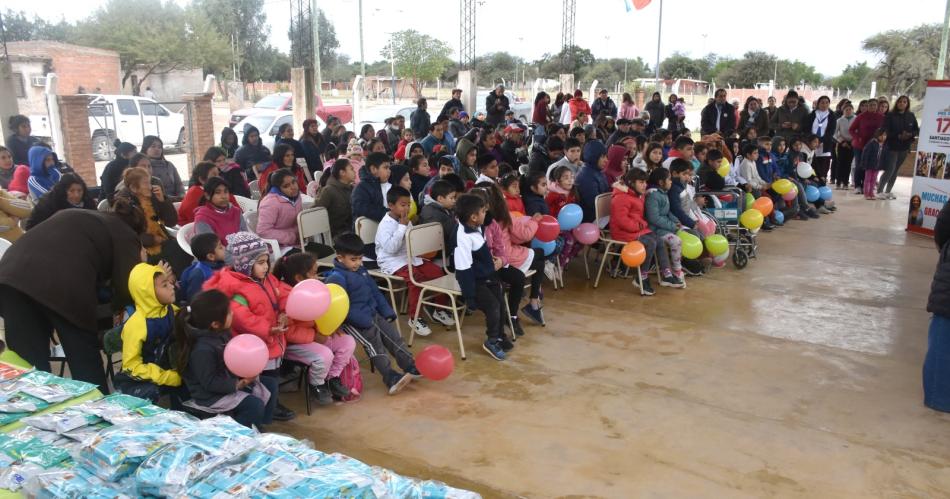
(536, 46, 597, 78)
(715, 51, 776, 87)
(827, 62, 872, 92)
(381, 30, 452, 97)
(285, 7, 340, 76)
(864, 23, 949, 97)
(73, 0, 230, 93)
(1, 9, 73, 42)
(659, 52, 710, 80)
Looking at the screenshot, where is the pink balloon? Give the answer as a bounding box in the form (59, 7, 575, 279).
(698, 217, 716, 237)
(224, 334, 269, 378)
(782, 188, 797, 202)
(286, 279, 331, 321)
(572, 222, 600, 245)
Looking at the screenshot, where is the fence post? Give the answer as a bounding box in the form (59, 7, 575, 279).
(182, 93, 215, 175)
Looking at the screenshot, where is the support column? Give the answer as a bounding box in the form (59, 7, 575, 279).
(56, 95, 95, 186)
(0, 59, 19, 146)
(183, 93, 215, 174)
(291, 67, 315, 131)
(457, 70, 477, 116)
(559, 74, 575, 95)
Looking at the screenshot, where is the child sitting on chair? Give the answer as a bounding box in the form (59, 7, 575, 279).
(178, 233, 226, 304)
(326, 233, 418, 395)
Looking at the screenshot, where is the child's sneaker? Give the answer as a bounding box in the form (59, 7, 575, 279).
(660, 274, 686, 288)
(404, 365, 423, 380)
(521, 304, 545, 326)
(326, 377, 351, 399)
(482, 338, 507, 361)
(498, 335, 515, 352)
(408, 318, 432, 336)
(272, 403, 296, 421)
(636, 276, 655, 296)
(509, 317, 526, 338)
(310, 383, 333, 406)
(385, 372, 413, 395)
(673, 269, 685, 281)
(426, 308, 456, 326)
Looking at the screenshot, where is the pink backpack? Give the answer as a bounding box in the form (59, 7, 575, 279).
(338, 356, 362, 402)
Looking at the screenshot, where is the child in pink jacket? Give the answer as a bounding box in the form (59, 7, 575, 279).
(475, 182, 546, 337)
(257, 169, 304, 249)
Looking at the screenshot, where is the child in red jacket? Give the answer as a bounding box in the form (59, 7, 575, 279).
(609, 168, 662, 296)
(202, 231, 296, 421)
(546, 165, 583, 267)
(501, 175, 525, 215)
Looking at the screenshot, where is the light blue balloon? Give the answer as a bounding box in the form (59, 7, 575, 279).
(531, 238, 556, 256)
(819, 186, 833, 201)
(805, 185, 820, 203)
(557, 203, 583, 231)
(773, 210, 784, 225)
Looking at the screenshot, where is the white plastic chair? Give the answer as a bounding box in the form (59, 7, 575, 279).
(405, 223, 468, 359)
(245, 211, 259, 233)
(249, 180, 261, 200)
(355, 216, 408, 336)
(176, 223, 196, 256)
(297, 207, 336, 270)
(97, 199, 111, 212)
(234, 195, 258, 214)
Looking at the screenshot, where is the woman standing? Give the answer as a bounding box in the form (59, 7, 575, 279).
(644, 92, 665, 133)
(141, 136, 184, 201)
(0, 201, 145, 391)
(803, 96, 837, 181)
(550, 92, 565, 124)
(924, 201, 950, 412)
(832, 102, 856, 190)
(25, 173, 96, 230)
(532, 92, 551, 127)
(879, 95, 918, 199)
(619, 93, 639, 121)
(848, 99, 884, 194)
(739, 97, 770, 139)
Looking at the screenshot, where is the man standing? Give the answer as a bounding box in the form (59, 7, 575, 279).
(644, 92, 665, 133)
(770, 90, 808, 140)
(591, 89, 618, 120)
(700, 88, 736, 137)
(410, 98, 430, 140)
(440, 89, 464, 119)
(485, 84, 510, 127)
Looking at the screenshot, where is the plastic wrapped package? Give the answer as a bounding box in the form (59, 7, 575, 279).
(21, 406, 102, 433)
(79, 393, 153, 425)
(14, 371, 98, 404)
(315, 453, 417, 498)
(22, 465, 135, 499)
(0, 433, 73, 491)
(252, 466, 377, 499)
(184, 433, 327, 498)
(134, 416, 257, 497)
(75, 411, 199, 481)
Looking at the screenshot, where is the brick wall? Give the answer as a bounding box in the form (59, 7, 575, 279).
(183, 93, 215, 174)
(6, 42, 121, 96)
(57, 95, 95, 186)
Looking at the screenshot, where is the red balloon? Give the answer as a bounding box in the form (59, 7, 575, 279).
(415, 345, 454, 381)
(534, 215, 560, 242)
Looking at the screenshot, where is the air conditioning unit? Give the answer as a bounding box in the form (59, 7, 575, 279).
(30, 75, 47, 87)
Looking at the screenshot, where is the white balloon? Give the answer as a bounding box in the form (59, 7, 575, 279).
(712, 251, 729, 264)
(797, 162, 814, 179)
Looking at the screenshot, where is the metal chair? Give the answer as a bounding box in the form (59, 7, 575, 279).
(245, 211, 259, 233)
(355, 216, 408, 337)
(588, 192, 647, 294)
(97, 199, 111, 212)
(405, 223, 468, 358)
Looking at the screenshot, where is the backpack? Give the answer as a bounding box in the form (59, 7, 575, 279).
(101, 305, 136, 356)
(338, 356, 362, 402)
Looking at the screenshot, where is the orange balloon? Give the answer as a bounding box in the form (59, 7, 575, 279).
(752, 196, 773, 216)
(621, 241, 647, 268)
(421, 251, 438, 259)
(510, 211, 524, 219)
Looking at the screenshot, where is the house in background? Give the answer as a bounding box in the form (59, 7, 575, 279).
(122, 67, 205, 102)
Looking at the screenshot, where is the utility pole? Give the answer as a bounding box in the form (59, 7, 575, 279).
(311, 0, 322, 97)
(358, 0, 365, 77)
(939, 0, 950, 79)
(653, 0, 663, 91)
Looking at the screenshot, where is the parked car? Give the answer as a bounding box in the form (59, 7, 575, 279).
(86, 94, 186, 161)
(228, 93, 353, 128)
(355, 104, 415, 135)
(233, 111, 353, 153)
(475, 90, 532, 123)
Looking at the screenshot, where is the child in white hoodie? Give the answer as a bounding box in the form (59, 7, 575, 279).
(738, 143, 769, 195)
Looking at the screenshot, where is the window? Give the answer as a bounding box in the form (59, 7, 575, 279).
(12, 72, 25, 98)
(270, 115, 293, 135)
(116, 99, 138, 116)
(140, 101, 169, 117)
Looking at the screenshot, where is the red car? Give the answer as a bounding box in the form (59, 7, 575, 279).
(229, 92, 353, 128)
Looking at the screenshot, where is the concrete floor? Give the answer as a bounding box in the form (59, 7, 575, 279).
(272, 177, 950, 498)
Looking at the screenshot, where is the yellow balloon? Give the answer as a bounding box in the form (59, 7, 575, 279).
(740, 209, 764, 230)
(314, 283, 349, 336)
(772, 179, 793, 195)
(408, 199, 418, 221)
(717, 158, 731, 178)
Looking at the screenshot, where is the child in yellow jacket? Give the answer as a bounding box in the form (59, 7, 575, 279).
(115, 261, 186, 406)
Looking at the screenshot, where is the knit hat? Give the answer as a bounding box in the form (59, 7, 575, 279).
(226, 231, 270, 276)
(346, 138, 363, 157)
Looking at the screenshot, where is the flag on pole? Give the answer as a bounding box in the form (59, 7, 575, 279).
(623, 0, 652, 11)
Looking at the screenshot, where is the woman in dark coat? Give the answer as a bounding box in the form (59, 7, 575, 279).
(25, 173, 97, 230)
(0, 200, 145, 391)
(925, 202, 950, 412)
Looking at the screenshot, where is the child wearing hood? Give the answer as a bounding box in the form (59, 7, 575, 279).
(346, 139, 365, 184)
(115, 262, 187, 406)
(575, 140, 611, 224)
(177, 289, 278, 428)
(351, 152, 391, 222)
(603, 144, 628, 185)
(203, 231, 296, 421)
(644, 168, 687, 288)
(26, 145, 61, 200)
(610, 168, 661, 295)
(234, 126, 272, 180)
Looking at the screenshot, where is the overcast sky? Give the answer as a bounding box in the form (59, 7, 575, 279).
(16, 0, 946, 77)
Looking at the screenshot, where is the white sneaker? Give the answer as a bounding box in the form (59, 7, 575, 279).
(543, 261, 556, 281)
(875, 193, 889, 200)
(887, 192, 896, 200)
(427, 308, 456, 326)
(408, 318, 432, 336)
(853, 188, 863, 195)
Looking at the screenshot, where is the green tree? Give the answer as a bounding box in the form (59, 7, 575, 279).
(864, 23, 949, 97)
(381, 30, 452, 97)
(715, 51, 776, 87)
(1, 9, 74, 41)
(706, 57, 736, 83)
(659, 52, 710, 80)
(73, 0, 230, 93)
(536, 46, 597, 78)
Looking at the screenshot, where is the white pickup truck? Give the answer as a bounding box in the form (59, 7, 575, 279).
(29, 94, 186, 161)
